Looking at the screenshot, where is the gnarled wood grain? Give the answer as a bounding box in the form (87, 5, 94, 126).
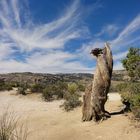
(82, 43, 113, 121)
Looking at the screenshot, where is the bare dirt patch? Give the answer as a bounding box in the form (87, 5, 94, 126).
(0, 90, 140, 140)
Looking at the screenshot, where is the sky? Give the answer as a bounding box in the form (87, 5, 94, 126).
(0, 0, 140, 73)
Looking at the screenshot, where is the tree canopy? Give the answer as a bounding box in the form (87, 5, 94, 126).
(122, 47, 140, 81)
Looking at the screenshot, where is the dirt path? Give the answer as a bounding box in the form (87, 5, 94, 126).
(0, 90, 140, 140)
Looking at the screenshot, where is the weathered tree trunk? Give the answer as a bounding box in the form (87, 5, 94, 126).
(82, 43, 113, 122)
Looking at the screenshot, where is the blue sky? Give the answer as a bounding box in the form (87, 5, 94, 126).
(0, 0, 140, 73)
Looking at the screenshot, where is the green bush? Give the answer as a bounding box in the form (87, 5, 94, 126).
(18, 87, 26, 95)
(42, 85, 54, 101)
(0, 83, 13, 91)
(116, 83, 128, 92)
(9, 82, 20, 87)
(67, 83, 78, 94)
(77, 83, 85, 92)
(128, 83, 140, 94)
(122, 47, 140, 81)
(62, 83, 81, 111)
(17, 83, 28, 95)
(5, 84, 13, 91)
(118, 82, 140, 118)
(62, 92, 81, 111)
(42, 82, 68, 101)
(42, 82, 82, 111)
(56, 82, 68, 98)
(30, 84, 44, 93)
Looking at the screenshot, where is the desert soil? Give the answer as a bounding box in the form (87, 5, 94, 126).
(0, 89, 140, 140)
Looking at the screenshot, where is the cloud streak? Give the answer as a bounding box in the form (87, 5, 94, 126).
(78, 13, 140, 70)
(0, 0, 140, 73)
(0, 0, 93, 73)
(111, 14, 140, 48)
(0, 0, 83, 51)
(95, 24, 120, 37)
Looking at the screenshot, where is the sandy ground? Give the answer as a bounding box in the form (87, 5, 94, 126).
(0, 90, 140, 140)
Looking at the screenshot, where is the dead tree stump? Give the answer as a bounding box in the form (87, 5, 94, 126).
(82, 43, 113, 122)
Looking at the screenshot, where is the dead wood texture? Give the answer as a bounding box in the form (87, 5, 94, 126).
(82, 43, 113, 121)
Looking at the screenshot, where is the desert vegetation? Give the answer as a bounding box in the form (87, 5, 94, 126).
(118, 82, 140, 118)
(0, 79, 13, 91)
(61, 83, 82, 111)
(0, 109, 28, 140)
(42, 82, 82, 111)
(118, 47, 140, 119)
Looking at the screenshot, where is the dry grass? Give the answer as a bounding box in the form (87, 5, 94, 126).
(0, 109, 29, 140)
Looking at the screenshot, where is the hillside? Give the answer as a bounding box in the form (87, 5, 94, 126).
(0, 70, 127, 86)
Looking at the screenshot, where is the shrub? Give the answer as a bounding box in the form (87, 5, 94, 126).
(30, 84, 44, 93)
(42, 82, 68, 101)
(42, 85, 54, 101)
(0, 80, 13, 91)
(62, 83, 81, 111)
(17, 83, 30, 95)
(5, 84, 13, 91)
(116, 83, 128, 92)
(9, 82, 20, 87)
(118, 82, 140, 118)
(120, 47, 140, 119)
(62, 92, 81, 111)
(56, 82, 68, 98)
(18, 87, 26, 95)
(77, 83, 85, 92)
(67, 83, 78, 94)
(109, 81, 124, 92)
(42, 82, 82, 111)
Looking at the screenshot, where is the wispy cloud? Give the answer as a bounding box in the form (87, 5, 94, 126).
(78, 13, 140, 70)
(0, 0, 94, 73)
(111, 14, 140, 48)
(95, 24, 120, 37)
(0, 0, 83, 51)
(0, 0, 139, 73)
(0, 51, 93, 73)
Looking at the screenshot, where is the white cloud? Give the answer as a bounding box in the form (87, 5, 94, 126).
(113, 51, 128, 61)
(0, 0, 84, 52)
(0, 52, 92, 74)
(0, 60, 29, 73)
(95, 24, 119, 37)
(11, 0, 21, 28)
(111, 14, 140, 48)
(78, 13, 140, 71)
(0, 0, 96, 73)
(0, 0, 139, 73)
